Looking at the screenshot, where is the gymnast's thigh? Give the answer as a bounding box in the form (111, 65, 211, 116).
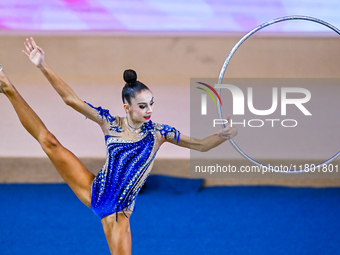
(43, 135, 95, 207)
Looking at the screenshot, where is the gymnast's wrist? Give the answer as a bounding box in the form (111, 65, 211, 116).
(37, 61, 48, 71)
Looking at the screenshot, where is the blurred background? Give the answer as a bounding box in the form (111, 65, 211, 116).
(0, 0, 339, 32)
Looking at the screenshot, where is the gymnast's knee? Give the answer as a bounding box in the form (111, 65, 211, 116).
(103, 213, 131, 234)
(39, 130, 61, 152)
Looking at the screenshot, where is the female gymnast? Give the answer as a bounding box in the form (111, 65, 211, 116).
(0, 37, 237, 255)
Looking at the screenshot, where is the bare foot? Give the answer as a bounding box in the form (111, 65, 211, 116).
(0, 65, 13, 94)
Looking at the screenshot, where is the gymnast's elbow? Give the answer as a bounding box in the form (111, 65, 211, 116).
(64, 96, 82, 111)
(197, 143, 209, 152)
(189, 138, 208, 152)
(63, 96, 74, 106)
(200, 147, 210, 152)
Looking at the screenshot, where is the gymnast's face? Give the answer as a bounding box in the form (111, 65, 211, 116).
(125, 89, 154, 124)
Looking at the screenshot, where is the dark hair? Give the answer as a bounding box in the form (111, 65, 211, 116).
(122, 69, 150, 105)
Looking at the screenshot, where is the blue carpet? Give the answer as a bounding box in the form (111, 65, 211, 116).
(0, 183, 340, 255)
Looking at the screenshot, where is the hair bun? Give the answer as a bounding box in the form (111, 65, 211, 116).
(123, 69, 137, 84)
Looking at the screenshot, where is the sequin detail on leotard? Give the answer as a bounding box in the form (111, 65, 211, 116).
(84, 102, 180, 220)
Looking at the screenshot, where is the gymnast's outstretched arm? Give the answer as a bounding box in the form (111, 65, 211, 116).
(165, 116, 237, 152)
(22, 37, 101, 124)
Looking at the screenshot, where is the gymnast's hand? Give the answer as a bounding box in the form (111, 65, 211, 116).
(215, 115, 238, 140)
(22, 37, 45, 67)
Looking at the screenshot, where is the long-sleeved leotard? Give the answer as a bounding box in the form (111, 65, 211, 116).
(85, 102, 180, 220)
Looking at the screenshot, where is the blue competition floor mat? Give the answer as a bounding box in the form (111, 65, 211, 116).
(0, 183, 339, 255)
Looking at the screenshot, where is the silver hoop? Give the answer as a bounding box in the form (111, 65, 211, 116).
(216, 15, 340, 173)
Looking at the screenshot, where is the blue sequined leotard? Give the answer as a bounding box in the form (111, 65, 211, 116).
(84, 102, 180, 220)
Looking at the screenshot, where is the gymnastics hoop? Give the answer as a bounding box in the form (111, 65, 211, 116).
(216, 15, 340, 173)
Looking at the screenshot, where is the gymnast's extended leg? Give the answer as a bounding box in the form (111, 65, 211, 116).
(0, 68, 95, 207)
(0, 68, 132, 254)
